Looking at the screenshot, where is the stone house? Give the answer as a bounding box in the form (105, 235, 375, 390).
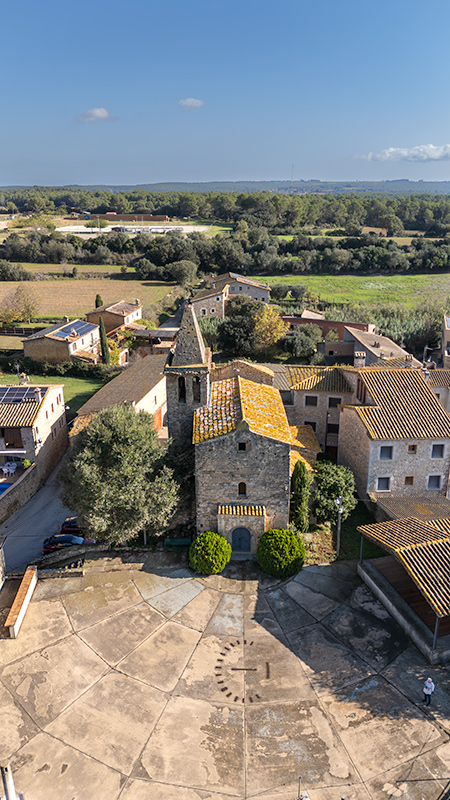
(338, 368, 450, 499)
(0, 384, 68, 476)
(86, 300, 142, 333)
(23, 320, 100, 364)
(71, 353, 167, 438)
(191, 272, 271, 320)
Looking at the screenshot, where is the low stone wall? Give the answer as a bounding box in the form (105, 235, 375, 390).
(0, 465, 40, 526)
(5, 566, 38, 638)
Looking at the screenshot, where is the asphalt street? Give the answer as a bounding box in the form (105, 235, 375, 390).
(0, 463, 71, 571)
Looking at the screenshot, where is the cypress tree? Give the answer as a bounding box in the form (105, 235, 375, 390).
(95, 294, 103, 308)
(99, 317, 110, 365)
(290, 459, 311, 533)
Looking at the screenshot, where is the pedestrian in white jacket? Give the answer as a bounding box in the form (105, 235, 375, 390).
(422, 677, 435, 706)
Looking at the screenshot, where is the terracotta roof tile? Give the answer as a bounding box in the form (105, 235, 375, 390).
(217, 504, 265, 516)
(193, 376, 291, 444)
(354, 369, 450, 440)
(287, 366, 352, 393)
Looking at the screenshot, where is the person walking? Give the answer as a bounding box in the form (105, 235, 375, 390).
(422, 677, 435, 706)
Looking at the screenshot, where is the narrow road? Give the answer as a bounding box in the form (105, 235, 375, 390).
(1, 464, 71, 571)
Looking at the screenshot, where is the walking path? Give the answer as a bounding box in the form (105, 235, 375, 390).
(1, 554, 449, 799)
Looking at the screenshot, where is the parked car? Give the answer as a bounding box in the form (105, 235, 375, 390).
(42, 533, 96, 555)
(60, 517, 84, 536)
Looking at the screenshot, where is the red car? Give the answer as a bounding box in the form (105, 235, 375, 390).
(60, 517, 85, 536)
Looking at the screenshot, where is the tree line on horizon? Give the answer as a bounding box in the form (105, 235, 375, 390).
(4, 187, 450, 234)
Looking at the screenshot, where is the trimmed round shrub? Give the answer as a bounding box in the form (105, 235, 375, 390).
(256, 528, 305, 578)
(189, 531, 231, 575)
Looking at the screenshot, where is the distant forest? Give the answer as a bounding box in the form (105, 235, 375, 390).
(4, 187, 450, 235)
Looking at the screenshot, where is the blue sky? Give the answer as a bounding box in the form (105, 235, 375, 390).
(2, 0, 450, 185)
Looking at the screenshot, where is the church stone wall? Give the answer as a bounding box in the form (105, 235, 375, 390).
(195, 429, 290, 540)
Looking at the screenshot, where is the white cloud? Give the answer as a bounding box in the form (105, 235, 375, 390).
(178, 97, 204, 109)
(77, 107, 114, 123)
(359, 143, 450, 162)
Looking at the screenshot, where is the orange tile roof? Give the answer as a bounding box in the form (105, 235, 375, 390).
(218, 504, 265, 516)
(287, 366, 352, 393)
(193, 376, 291, 444)
(353, 369, 450, 440)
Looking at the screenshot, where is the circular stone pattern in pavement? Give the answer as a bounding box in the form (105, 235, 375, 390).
(0, 554, 449, 800)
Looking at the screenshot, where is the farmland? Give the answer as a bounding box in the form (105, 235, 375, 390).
(254, 273, 450, 308)
(0, 278, 177, 318)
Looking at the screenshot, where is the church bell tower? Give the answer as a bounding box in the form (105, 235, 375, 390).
(164, 303, 211, 448)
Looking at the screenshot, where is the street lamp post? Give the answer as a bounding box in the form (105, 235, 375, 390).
(335, 496, 343, 557)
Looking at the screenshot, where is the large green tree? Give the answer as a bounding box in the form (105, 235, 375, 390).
(312, 460, 357, 525)
(99, 316, 110, 365)
(60, 405, 179, 544)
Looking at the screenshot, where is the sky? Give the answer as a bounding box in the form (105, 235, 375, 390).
(2, 0, 450, 185)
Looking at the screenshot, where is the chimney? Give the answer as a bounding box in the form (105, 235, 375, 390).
(135, 299, 140, 306)
(423, 367, 430, 383)
(354, 351, 366, 369)
(63, 315, 69, 323)
(34, 387, 42, 403)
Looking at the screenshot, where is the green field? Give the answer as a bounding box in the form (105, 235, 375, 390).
(16, 263, 123, 275)
(0, 373, 104, 414)
(254, 273, 450, 307)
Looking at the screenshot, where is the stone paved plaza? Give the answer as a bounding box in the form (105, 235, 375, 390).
(1, 553, 450, 799)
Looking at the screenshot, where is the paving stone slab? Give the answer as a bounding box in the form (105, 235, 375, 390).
(321, 676, 444, 783)
(118, 620, 201, 691)
(205, 593, 244, 637)
(265, 587, 316, 633)
(78, 602, 166, 665)
(173, 587, 221, 631)
(147, 579, 204, 617)
(62, 580, 142, 631)
(284, 579, 341, 621)
(0, 598, 72, 667)
(0, 684, 39, 762)
(132, 569, 192, 601)
(46, 672, 167, 774)
(175, 633, 245, 704)
(10, 733, 123, 800)
(246, 700, 357, 795)
(137, 696, 245, 796)
(293, 568, 356, 603)
(120, 781, 232, 800)
(348, 583, 392, 620)
(243, 627, 315, 704)
(243, 593, 285, 638)
(366, 754, 448, 799)
(33, 576, 83, 601)
(303, 560, 359, 584)
(321, 604, 410, 670)
(303, 786, 372, 799)
(288, 624, 373, 695)
(1, 635, 107, 727)
(382, 645, 450, 733)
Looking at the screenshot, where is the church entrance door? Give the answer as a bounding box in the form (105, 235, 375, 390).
(232, 527, 251, 552)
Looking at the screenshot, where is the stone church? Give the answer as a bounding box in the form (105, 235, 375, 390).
(165, 304, 319, 554)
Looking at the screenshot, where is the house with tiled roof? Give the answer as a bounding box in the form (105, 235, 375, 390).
(339, 368, 450, 499)
(86, 299, 142, 333)
(23, 319, 100, 364)
(427, 369, 450, 413)
(0, 383, 68, 522)
(191, 272, 271, 320)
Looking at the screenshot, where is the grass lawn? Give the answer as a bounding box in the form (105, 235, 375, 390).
(16, 263, 123, 275)
(0, 373, 105, 414)
(0, 336, 23, 350)
(0, 279, 176, 318)
(254, 272, 450, 307)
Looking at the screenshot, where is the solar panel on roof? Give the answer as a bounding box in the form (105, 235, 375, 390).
(53, 320, 97, 340)
(0, 386, 46, 404)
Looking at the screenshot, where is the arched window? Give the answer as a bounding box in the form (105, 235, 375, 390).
(238, 482, 247, 496)
(178, 376, 186, 403)
(192, 376, 201, 403)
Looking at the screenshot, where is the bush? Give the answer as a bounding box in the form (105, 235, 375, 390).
(189, 531, 231, 575)
(256, 528, 305, 578)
